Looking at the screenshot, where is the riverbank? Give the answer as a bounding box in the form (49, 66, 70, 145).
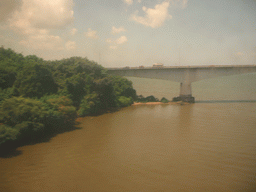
(133, 101, 190, 105)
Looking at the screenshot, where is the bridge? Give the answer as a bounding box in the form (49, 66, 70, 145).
(107, 65, 256, 103)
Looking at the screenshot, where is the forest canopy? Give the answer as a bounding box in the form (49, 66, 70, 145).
(0, 47, 137, 148)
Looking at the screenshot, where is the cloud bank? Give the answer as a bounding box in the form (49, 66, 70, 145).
(124, 0, 133, 5)
(85, 28, 99, 39)
(71, 28, 77, 36)
(112, 26, 126, 34)
(65, 41, 76, 50)
(132, 1, 172, 28)
(106, 36, 128, 49)
(2, 0, 75, 50)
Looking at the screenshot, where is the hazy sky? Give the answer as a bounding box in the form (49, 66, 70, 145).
(0, 0, 255, 67)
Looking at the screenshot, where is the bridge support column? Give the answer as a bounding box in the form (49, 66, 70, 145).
(172, 82, 195, 103)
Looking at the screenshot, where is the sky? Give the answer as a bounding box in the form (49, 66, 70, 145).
(0, 0, 255, 67)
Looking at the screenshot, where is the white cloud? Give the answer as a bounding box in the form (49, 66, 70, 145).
(106, 36, 128, 49)
(8, 0, 74, 32)
(124, 0, 133, 5)
(85, 28, 99, 39)
(131, 1, 172, 28)
(65, 41, 76, 50)
(116, 36, 128, 44)
(71, 28, 77, 35)
(4, 0, 74, 50)
(112, 26, 126, 34)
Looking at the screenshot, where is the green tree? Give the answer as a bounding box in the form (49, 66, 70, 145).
(0, 65, 17, 89)
(94, 77, 117, 109)
(0, 96, 77, 146)
(42, 95, 77, 125)
(78, 92, 101, 116)
(50, 57, 105, 86)
(111, 76, 137, 100)
(145, 95, 159, 102)
(14, 64, 58, 98)
(64, 74, 93, 107)
(0, 47, 25, 89)
(0, 124, 20, 145)
(0, 97, 48, 141)
(117, 96, 133, 107)
(160, 97, 169, 103)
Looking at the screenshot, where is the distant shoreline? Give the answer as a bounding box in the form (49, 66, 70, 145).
(132, 101, 190, 105)
(132, 100, 256, 105)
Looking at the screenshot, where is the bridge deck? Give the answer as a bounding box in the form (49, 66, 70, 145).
(107, 65, 256, 70)
(106, 64, 256, 103)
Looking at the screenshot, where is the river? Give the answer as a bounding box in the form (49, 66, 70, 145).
(0, 73, 256, 192)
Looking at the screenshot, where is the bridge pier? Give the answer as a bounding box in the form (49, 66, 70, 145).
(172, 82, 195, 103)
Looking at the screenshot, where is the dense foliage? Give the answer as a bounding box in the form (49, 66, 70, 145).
(13, 64, 58, 98)
(136, 95, 170, 103)
(0, 47, 136, 148)
(160, 97, 169, 103)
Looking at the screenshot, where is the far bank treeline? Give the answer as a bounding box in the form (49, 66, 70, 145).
(0, 47, 141, 147)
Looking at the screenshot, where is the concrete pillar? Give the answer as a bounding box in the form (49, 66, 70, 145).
(173, 69, 195, 103)
(180, 82, 192, 96)
(177, 82, 195, 103)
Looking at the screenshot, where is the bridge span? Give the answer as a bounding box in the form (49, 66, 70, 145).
(107, 65, 256, 103)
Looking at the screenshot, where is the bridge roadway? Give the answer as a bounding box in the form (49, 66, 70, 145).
(107, 65, 256, 103)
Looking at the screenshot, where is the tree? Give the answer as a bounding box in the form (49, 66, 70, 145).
(13, 64, 58, 98)
(42, 95, 77, 125)
(117, 96, 133, 107)
(111, 76, 137, 100)
(64, 74, 92, 107)
(78, 92, 101, 116)
(0, 65, 16, 89)
(0, 47, 25, 89)
(160, 97, 169, 103)
(145, 95, 159, 102)
(94, 77, 117, 109)
(0, 124, 20, 145)
(0, 97, 48, 141)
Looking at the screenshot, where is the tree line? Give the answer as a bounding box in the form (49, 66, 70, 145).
(0, 47, 137, 149)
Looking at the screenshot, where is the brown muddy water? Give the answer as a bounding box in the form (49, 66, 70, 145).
(0, 103, 256, 192)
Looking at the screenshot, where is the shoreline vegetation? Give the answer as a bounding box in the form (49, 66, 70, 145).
(0, 47, 133, 153)
(133, 101, 190, 105)
(0, 47, 181, 154)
